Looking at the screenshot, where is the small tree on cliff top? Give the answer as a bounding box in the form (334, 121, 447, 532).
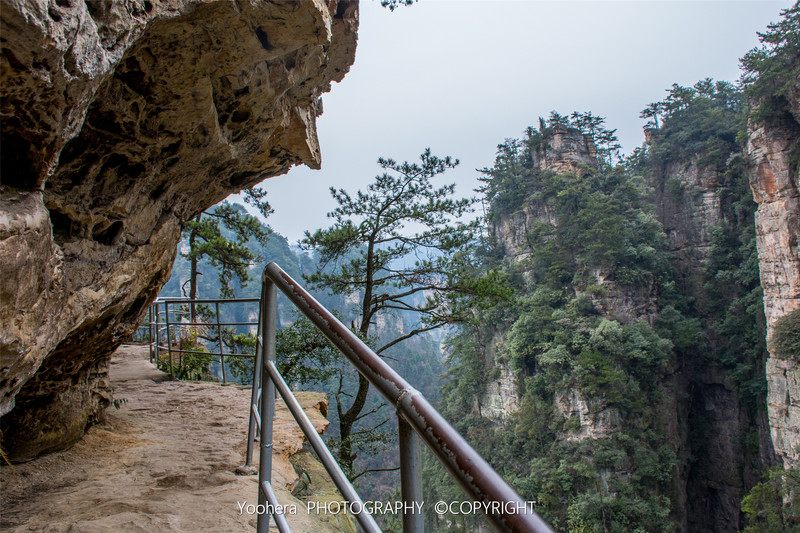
(302, 148, 486, 478)
(740, 2, 800, 110)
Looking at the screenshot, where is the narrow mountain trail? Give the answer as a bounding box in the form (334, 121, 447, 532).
(0, 345, 352, 532)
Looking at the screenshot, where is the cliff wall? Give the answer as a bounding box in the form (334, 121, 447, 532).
(651, 139, 775, 530)
(480, 117, 778, 529)
(748, 108, 800, 469)
(0, 0, 358, 460)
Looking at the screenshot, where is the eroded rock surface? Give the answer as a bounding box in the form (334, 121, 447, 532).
(530, 123, 598, 175)
(748, 113, 800, 469)
(0, 0, 358, 460)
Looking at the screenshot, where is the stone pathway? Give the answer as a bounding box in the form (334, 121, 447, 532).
(0, 345, 352, 532)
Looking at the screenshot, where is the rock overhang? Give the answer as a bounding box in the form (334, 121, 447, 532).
(0, 0, 358, 460)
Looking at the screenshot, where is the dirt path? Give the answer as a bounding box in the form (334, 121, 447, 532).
(0, 345, 352, 532)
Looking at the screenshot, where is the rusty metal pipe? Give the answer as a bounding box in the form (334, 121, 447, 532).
(256, 280, 278, 533)
(265, 360, 382, 533)
(262, 262, 554, 533)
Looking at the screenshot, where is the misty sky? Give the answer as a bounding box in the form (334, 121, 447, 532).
(249, 0, 791, 243)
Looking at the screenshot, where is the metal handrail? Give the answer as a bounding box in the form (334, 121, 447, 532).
(247, 262, 554, 533)
(147, 297, 260, 383)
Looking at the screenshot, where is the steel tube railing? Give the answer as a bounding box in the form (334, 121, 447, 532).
(141, 265, 552, 532)
(399, 417, 424, 531)
(147, 297, 260, 383)
(257, 281, 277, 533)
(245, 317, 264, 470)
(258, 262, 553, 533)
(152, 320, 257, 327)
(264, 359, 381, 533)
(155, 297, 260, 304)
(147, 345, 254, 359)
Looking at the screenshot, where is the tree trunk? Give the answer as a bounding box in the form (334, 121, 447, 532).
(189, 216, 200, 321)
(335, 236, 377, 479)
(337, 373, 371, 478)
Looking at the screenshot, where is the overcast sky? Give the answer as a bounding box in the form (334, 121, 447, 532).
(249, 0, 791, 243)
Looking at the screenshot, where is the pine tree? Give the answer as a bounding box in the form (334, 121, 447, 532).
(302, 149, 482, 478)
(183, 188, 272, 310)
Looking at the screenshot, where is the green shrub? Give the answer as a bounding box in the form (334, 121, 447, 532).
(771, 309, 800, 360)
(157, 328, 214, 380)
(741, 466, 800, 532)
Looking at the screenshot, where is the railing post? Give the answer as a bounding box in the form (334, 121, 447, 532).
(164, 301, 174, 377)
(399, 416, 424, 533)
(153, 302, 161, 368)
(177, 304, 183, 369)
(257, 279, 278, 533)
(245, 299, 265, 468)
(216, 301, 226, 384)
(148, 303, 154, 364)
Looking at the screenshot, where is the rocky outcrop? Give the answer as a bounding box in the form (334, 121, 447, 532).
(554, 389, 620, 442)
(0, 0, 358, 460)
(494, 200, 557, 263)
(654, 161, 722, 257)
(530, 124, 597, 176)
(582, 266, 659, 325)
(748, 113, 800, 469)
(494, 125, 594, 263)
(482, 340, 520, 420)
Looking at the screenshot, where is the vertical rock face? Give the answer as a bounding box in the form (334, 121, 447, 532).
(479, 331, 519, 420)
(651, 142, 775, 530)
(0, 0, 358, 461)
(748, 113, 800, 469)
(654, 162, 722, 257)
(487, 126, 597, 418)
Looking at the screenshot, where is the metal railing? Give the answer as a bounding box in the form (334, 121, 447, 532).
(147, 297, 259, 383)
(246, 262, 554, 533)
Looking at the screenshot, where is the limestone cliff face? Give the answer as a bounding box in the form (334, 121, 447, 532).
(652, 160, 726, 326)
(748, 111, 800, 469)
(655, 161, 722, 257)
(487, 127, 595, 420)
(488, 127, 656, 428)
(0, 0, 358, 460)
(483, 360, 520, 420)
(650, 139, 775, 531)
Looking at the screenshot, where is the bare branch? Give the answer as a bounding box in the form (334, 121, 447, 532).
(376, 322, 447, 354)
(354, 403, 389, 422)
(351, 466, 401, 481)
